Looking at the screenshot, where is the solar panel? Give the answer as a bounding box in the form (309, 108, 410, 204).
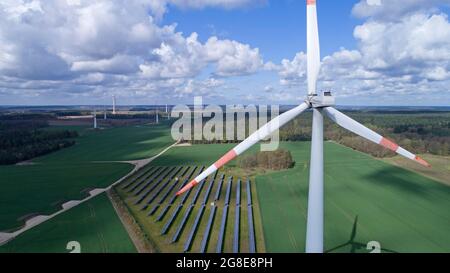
(202, 172, 218, 204)
(155, 205, 170, 222)
(134, 166, 177, 204)
(130, 166, 168, 194)
(161, 204, 182, 235)
(144, 166, 182, 205)
(183, 205, 205, 252)
(213, 174, 225, 201)
(127, 166, 165, 193)
(246, 179, 252, 206)
(199, 205, 217, 253)
(171, 205, 194, 243)
(247, 205, 256, 253)
(233, 206, 240, 253)
(224, 177, 233, 205)
(121, 166, 156, 189)
(236, 179, 241, 206)
(216, 205, 228, 253)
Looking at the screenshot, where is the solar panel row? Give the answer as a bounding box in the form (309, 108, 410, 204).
(199, 205, 217, 253)
(216, 205, 228, 253)
(147, 166, 190, 215)
(213, 174, 225, 201)
(142, 166, 183, 207)
(224, 176, 233, 205)
(127, 166, 165, 193)
(131, 166, 168, 194)
(183, 205, 205, 252)
(155, 205, 170, 222)
(180, 166, 205, 205)
(247, 204, 256, 253)
(236, 179, 241, 206)
(246, 179, 252, 206)
(171, 205, 194, 243)
(161, 204, 183, 235)
(134, 166, 177, 204)
(153, 166, 198, 221)
(121, 166, 156, 189)
(233, 206, 240, 253)
(202, 172, 218, 205)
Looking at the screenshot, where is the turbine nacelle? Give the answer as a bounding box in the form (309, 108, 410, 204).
(308, 91, 335, 108)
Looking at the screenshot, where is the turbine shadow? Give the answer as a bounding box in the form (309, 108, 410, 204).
(325, 216, 397, 253)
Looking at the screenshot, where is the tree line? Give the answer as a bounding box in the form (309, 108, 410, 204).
(0, 120, 78, 165)
(184, 110, 450, 157)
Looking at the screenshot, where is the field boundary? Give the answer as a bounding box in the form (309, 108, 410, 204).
(107, 188, 157, 253)
(0, 141, 178, 246)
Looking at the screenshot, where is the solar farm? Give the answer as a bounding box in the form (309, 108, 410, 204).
(116, 164, 262, 253)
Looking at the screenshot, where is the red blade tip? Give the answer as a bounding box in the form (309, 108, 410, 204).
(415, 156, 431, 168)
(175, 180, 198, 196)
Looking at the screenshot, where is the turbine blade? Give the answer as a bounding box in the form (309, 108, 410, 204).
(307, 0, 321, 95)
(176, 103, 310, 195)
(323, 107, 431, 167)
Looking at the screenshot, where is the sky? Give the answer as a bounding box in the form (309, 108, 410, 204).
(0, 0, 449, 106)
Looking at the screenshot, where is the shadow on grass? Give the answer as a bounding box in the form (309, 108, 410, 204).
(326, 216, 397, 253)
(363, 166, 430, 197)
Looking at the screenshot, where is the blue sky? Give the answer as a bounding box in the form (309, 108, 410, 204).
(0, 0, 449, 106)
(163, 0, 361, 62)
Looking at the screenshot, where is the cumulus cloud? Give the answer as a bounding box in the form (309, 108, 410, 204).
(0, 0, 264, 102)
(352, 0, 450, 21)
(274, 2, 450, 102)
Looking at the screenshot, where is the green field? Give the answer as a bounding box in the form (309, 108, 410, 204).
(39, 123, 173, 162)
(0, 123, 173, 231)
(0, 194, 137, 253)
(256, 141, 450, 253)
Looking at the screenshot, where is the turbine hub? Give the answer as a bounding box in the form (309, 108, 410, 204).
(308, 91, 335, 108)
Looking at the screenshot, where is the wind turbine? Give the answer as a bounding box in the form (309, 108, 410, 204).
(176, 0, 430, 253)
(93, 109, 97, 129)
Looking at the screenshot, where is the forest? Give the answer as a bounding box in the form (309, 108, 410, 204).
(237, 149, 294, 170)
(0, 119, 78, 165)
(186, 110, 450, 157)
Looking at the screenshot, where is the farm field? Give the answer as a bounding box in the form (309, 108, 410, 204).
(116, 144, 266, 253)
(384, 154, 450, 186)
(0, 194, 137, 253)
(0, 123, 173, 231)
(256, 141, 450, 253)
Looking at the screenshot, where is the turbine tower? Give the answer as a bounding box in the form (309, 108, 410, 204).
(93, 109, 97, 129)
(156, 108, 159, 124)
(112, 95, 116, 115)
(176, 0, 430, 253)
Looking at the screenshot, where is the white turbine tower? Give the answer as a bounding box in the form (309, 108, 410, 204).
(112, 95, 116, 115)
(176, 0, 430, 253)
(93, 109, 97, 129)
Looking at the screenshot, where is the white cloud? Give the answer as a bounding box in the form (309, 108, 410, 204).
(274, 5, 450, 101)
(0, 0, 264, 102)
(352, 0, 450, 21)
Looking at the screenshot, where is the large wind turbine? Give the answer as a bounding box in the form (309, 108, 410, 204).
(176, 0, 430, 253)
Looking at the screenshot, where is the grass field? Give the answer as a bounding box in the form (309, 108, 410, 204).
(0, 123, 173, 232)
(38, 123, 173, 162)
(0, 162, 132, 231)
(0, 194, 137, 253)
(256, 141, 450, 253)
(384, 154, 450, 186)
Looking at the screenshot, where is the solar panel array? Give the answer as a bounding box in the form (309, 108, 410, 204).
(120, 164, 258, 253)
